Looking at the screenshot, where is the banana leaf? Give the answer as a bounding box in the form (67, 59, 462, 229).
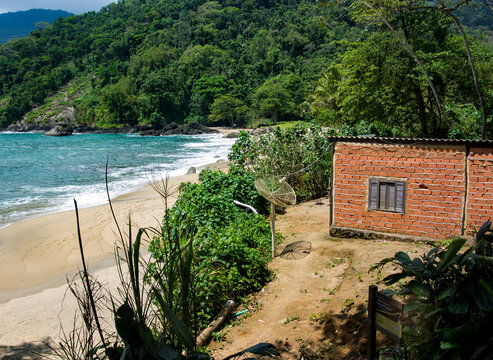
(223, 343, 279, 359)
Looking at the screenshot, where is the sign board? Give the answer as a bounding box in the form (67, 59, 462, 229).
(375, 292, 403, 342)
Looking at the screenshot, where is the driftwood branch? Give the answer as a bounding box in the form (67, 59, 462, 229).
(196, 300, 236, 347)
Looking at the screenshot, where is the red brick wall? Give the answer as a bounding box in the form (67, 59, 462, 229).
(466, 147, 493, 234)
(332, 142, 467, 239)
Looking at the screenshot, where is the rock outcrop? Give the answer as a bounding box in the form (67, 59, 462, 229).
(45, 123, 73, 136)
(223, 131, 240, 138)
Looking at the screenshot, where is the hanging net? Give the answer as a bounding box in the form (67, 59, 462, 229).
(255, 176, 297, 208)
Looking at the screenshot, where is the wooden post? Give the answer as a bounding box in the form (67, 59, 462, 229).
(368, 285, 377, 360)
(271, 203, 275, 258)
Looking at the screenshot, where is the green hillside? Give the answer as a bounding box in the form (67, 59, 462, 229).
(0, 0, 491, 138)
(0, 9, 73, 44)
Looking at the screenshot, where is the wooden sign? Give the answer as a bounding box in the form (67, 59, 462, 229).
(375, 291, 403, 342)
(368, 285, 404, 359)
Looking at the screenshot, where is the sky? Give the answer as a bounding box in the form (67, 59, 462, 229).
(0, 0, 115, 15)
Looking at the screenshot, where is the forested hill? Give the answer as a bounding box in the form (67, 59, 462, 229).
(0, 0, 491, 139)
(0, 9, 73, 44)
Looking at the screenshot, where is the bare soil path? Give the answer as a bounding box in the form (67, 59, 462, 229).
(209, 197, 428, 359)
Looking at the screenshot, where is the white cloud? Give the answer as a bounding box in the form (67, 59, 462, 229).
(0, 0, 115, 14)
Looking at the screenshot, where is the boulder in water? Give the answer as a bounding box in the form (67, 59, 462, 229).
(46, 124, 73, 136)
(224, 131, 240, 138)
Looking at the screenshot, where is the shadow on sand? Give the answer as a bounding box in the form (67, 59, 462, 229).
(275, 303, 395, 360)
(0, 340, 51, 359)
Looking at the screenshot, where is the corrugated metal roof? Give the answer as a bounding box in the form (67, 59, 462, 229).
(325, 136, 493, 147)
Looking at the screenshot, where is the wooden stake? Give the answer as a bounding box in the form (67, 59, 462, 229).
(271, 203, 275, 258)
(368, 285, 377, 360)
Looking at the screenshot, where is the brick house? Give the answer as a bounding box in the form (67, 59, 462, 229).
(328, 137, 493, 241)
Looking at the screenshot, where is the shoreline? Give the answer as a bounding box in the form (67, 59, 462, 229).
(0, 159, 230, 304)
(0, 124, 246, 135)
(0, 129, 242, 229)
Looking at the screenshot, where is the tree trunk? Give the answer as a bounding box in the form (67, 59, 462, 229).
(358, 0, 451, 129)
(414, 86, 428, 137)
(437, 0, 487, 140)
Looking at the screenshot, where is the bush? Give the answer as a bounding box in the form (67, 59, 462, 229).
(371, 220, 493, 359)
(228, 123, 333, 202)
(149, 166, 273, 328)
(194, 216, 273, 321)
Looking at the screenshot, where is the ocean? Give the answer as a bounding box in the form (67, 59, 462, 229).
(0, 132, 235, 228)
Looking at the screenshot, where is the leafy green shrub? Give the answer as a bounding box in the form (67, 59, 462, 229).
(149, 166, 273, 328)
(371, 221, 493, 359)
(228, 123, 333, 202)
(194, 215, 273, 320)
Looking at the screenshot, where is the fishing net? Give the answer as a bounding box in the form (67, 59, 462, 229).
(254, 176, 296, 208)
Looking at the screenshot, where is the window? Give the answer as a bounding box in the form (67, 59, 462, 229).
(368, 179, 406, 213)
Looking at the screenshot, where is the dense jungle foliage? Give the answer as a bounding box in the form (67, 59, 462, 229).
(0, 0, 492, 138)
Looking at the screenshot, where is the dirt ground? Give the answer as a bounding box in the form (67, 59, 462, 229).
(0, 196, 430, 360)
(208, 197, 429, 360)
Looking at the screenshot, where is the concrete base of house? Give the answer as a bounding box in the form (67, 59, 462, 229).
(329, 225, 441, 244)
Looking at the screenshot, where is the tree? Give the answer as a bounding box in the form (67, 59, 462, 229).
(252, 74, 299, 125)
(307, 67, 341, 125)
(188, 74, 231, 123)
(317, 1, 493, 138)
(342, 0, 492, 138)
(209, 94, 248, 127)
(101, 77, 140, 125)
(140, 67, 186, 124)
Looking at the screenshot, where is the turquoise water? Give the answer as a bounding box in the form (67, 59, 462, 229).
(0, 132, 234, 227)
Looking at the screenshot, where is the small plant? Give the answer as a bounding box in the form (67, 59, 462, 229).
(341, 298, 354, 313)
(320, 297, 331, 304)
(284, 315, 301, 324)
(211, 331, 228, 343)
(309, 312, 331, 323)
(329, 257, 345, 266)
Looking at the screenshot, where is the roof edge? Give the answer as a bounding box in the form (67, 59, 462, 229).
(325, 136, 493, 147)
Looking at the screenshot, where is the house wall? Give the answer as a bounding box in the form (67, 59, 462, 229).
(466, 147, 493, 234)
(332, 142, 467, 239)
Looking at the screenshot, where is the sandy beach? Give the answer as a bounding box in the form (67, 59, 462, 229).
(0, 159, 230, 351)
